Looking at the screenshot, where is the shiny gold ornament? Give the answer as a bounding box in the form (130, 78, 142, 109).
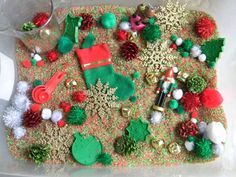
(151, 138, 165, 152)
(129, 31, 138, 41)
(177, 71, 189, 83)
(65, 78, 78, 89)
(168, 142, 181, 155)
(121, 106, 139, 118)
(145, 72, 158, 85)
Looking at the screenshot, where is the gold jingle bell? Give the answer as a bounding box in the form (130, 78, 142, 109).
(146, 72, 158, 85)
(168, 142, 181, 155)
(65, 78, 78, 89)
(151, 138, 165, 152)
(121, 106, 131, 118)
(177, 71, 189, 83)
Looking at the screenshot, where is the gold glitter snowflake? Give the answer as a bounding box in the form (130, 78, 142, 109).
(156, 0, 188, 33)
(140, 41, 177, 74)
(85, 79, 118, 118)
(38, 123, 73, 163)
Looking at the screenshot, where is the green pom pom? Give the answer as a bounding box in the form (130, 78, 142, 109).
(188, 136, 196, 142)
(132, 71, 141, 79)
(182, 39, 193, 52)
(129, 96, 137, 102)
(33, 79, 43, 87)
(31, 59, 37, 66)
(100, 12, 117, 29)
(97, 153, 113, 166)
(121, 17, 129, 22)
(170, 35, 178, 42)
(173, 82, 178, 88)
(181, 51, 190, 58)
(81, 33, 96, 49)
(176, 105, 185, 114)
(114, 135, 137, 155)
(28, 144, 50, 164)
(67, 105, 87, 125)
(169, 99, 179, 109)
(194, 138, 213, 159)
(58, 36, 74, 54)
(142, 24, 161, 43)
(187, 74, 207, 94)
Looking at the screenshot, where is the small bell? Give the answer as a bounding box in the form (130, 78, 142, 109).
(151, 138, 165, 153)
(146, 72, 158, 85)
(65, 78, 78, 89)
(177, 71, 189, 83)
(168, 142, 181, 155)
(121, 106, 131, 118)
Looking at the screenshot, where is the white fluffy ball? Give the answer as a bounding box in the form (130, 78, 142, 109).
(190, 45, 202, 58)
(213, 143, 225, 156)
(173, 66, 179, 73)
(12, 94, 31, 112)
(119, 21, 131, 31)
(172, 89, 183, 100)
(16, 81, 30, 94)
(198, 54, 207, 62)
(191, 118, 197, 124)
(51, 110, 63, 123)
(205, 122, 226, 144)
(2, 106, 23, 129)
(33, 54, 42, 61)
(150, 111, 162, 124)
(198, 121, 207, 134)
(41, 108, 52, 120)
(175, 38, 183, 46)
(12, 126, 26, 139)
(185, 141, 195, 151)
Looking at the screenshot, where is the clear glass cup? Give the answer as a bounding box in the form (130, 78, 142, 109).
(0, 0, 68, 53)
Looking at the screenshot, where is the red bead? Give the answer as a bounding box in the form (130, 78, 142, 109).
(57, 120, 66, 127)
(195, 17, 216, 39)
(60, 102, 71, 113)
(37, 60, 44, 67)
(73, 91, 87, 103)
(116, 29, 129, 41)
(170, 43, 177, 50)
(191, 111, 198, 118)
(22, 59, 32, 68)
(31, 104, 41, 112)
(32, 12, 49, 27)
(200, 88, 223, 109)
(47, 50, 59, 62)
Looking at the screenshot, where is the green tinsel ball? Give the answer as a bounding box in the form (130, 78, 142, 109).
(28, 144, 50, 164)
(182, 39, 193, 52)
(58, 36, 74, 54)
(176, 105, 185, 114)
(114, 135, 137, 156)
(142, 24, 161, 43)
(67, 105, 87, 125)
(33, 79, 43, 87)
(22, 21, 36, 31)
(169, 99, 179, 109)
(100, 12, 117, 29)
(194, 138, 213, 159)
(170, 35, 178, 42)
(31, 59, 37, 66)
(97, 153, 113, 166)
(129, 96, 137, 103)
(132, 71, 141, 79)
(186, 74, 207, 94)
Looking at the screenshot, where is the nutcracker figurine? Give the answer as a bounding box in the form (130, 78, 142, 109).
(150, 68, 177, 124)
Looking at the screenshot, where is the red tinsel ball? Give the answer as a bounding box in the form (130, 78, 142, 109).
(200, 88, 223, 109)
(79, 13, 94, 30)
(181, 92, 202, 112)
(179, 120, 199, 138)
(33, 12, 49, 27)
(73, 91, 87, 103)
(116, 30, 129, 41)
(60, 102, 71, 113)
(23, 110, 42, 128)
(47, 50, 59, 62)
(120, 41, 139, 60)
(195, 17, 216, 39)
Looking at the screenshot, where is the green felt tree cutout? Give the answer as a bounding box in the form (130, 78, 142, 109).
(200, 38, 224, 68)
(126, 118, 151, 142)
(71, 132, 112, 166)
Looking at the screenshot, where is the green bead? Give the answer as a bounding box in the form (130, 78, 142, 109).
(31, 59, 37, 66)
(170, 35, 178, 42)
(100, 12, 117, 29)
(181, 52, 190, 58)
(58, 36, 74, 54)
(33, 79, 43, 87)
(176, 105, 185, 114)
(169, 99, 179, 109)
(132, 71, 141, 79)
(182, 39, 193, 52)
(129, 96, 137, 102)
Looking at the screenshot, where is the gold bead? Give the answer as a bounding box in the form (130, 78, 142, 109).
(168, 142, 181, 155)
(177, 71, 189, 83)
(65, 78, 78, 89)
(151, 138, 165, 152)
(146, 72, 158, 85)
(121, 106, 131, 118)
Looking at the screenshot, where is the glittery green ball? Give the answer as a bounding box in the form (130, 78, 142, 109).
(194, 138, 213, 159)
(186, 75, 207, 94)
(33, 79, 43, 87)
(28, 144, 50, 164)
(132, 71, 141, 79)
(176, 105, 185, 114)
(58, 36, 74, 54)
(182, 39, 193, 52)
(100, 12, 117, 29)
(169, 99, 179, 109)
(142, 24, 161, 43)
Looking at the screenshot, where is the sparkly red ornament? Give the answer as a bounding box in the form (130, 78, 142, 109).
(116, 30, 129, 41)
(47, 50, 59, 62)
(32, 12, 49, 27)
(36, 60, 44, 67)
(195, 17, 216, 39)
(22, 59, 32, 68)
(120, 41, 139, 60)
(79, 13, 94, 30)
(31, 104, 41, 112)
(179, 120, 199, 138)
(170, 43, 177, 50)
(73, 91, 87, 103)
(57, 120, 66, 128)
(181, 92, 202, 112)
(200, 88, 223, 109)
(60, 102, 71, 113)
(23, 110, 42, 128)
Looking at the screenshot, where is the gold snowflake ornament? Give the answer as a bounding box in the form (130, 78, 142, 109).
(141, 41, 177, 74)
(156, 0, 188, 33)
(85, 79, 118, 118)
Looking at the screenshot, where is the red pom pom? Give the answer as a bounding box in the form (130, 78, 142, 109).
(73, 91, 87, 103)
(31, 104, 41, 112)
(181, 92, 202, 112)
(57, 120, 66, 128)
(60, 102, 71, 113)
(47, 50, 59, 62)
(179, 120, 199, 138)
(170, 43, 177, 50)
(120, 41, 139, 60)
(79, 13, 94, 31)
(116, 30, 129, 41)
(195, 17, 216, 39)
(200, 88, 223, 109)
(191, 111, 198, 118)
(32, 12, 49, 27)
(22, 59, 32, 68)
(36, 60, 44, 67)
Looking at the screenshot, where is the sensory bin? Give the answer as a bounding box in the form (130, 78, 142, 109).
(2, 1, 227, 167)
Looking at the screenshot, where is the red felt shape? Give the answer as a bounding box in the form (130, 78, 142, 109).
(200, 88, 223, 109)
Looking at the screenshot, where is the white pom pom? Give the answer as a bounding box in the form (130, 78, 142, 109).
(198, 121, 207, 134)
(12, 94, 31, 112)
(172, 66, 178, 73)
(16, 81, 30, 94)
(205, 122, 226, 144)
(51, 110, 63, 123)
(185, 141, 195, 151)
(2, 106, 23, 129)
(150, 111, 162, 124)
(12, 126, 26, 139)
(172, 89, 183, 100)
(213, 143, 225, 156)
(119, 21, 131, 31)
(41, 108, 52, 120)
(191, 118, 197, 124)
(33, 54, 42, 61)
(198, 54, 207, 62)
(175, 38, 183, 46)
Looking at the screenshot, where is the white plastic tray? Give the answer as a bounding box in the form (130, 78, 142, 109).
(0, 0, 236, 176)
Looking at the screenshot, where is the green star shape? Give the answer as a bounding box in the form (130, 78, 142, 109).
(126, 118, 151, 142)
